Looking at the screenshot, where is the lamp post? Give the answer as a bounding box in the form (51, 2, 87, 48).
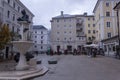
(116, 10, 120, 47)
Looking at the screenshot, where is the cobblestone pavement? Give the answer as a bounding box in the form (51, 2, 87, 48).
(0, 60, 16, 71)
(33, 54, 120, 80)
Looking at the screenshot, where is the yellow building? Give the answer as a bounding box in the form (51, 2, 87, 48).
(84, 15, 96, 43)
(93, 0, 120, 53)
(114, 1, 120, 36)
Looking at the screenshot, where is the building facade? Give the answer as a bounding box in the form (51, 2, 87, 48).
(84, 14, 96, 43)
(1, 0, 34, 38)
(93, 0, 120, 53)
(0, 0, 34, 59)
(32, 25, 48, 53)
(51, 11, 96, 53)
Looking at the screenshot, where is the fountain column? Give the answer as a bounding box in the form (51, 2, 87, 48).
(13, 21, 33, 70)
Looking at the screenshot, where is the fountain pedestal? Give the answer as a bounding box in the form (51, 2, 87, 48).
(12, 41, 33, 70)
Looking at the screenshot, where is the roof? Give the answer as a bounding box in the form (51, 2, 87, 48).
(33, 25, 47, 30)
(53, 14, 75, 19)
(114, 1, 120, 10)
(93, 0, 100, 13)
(52, 14, 94, 19)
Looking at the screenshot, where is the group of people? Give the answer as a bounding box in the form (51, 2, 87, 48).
(86, 47, 105, 57)
(46, 48, 87, 55)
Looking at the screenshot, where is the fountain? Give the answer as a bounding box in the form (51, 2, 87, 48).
(0, 10, 48, 80)
(12, 41, 33, 70)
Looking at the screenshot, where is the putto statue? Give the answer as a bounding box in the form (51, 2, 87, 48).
(17, 9, 31, 23)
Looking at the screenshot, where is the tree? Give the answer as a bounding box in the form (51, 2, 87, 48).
(0, 24, 11, 51)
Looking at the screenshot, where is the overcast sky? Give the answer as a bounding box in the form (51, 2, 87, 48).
(21, 0, 97, 29)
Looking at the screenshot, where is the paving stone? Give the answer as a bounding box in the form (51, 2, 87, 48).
(33, 54, 120, 80)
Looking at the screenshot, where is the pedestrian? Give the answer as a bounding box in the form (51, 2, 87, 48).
(14, 52, 20, 63)
(73, 48, 77, 55)
(92, 48, 97, 57)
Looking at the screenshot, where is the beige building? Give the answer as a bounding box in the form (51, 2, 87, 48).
(93, 0, 120, 53)
(50, 11, 96, 53)
(84, 14, 96, 43)
(114, 1, 120, 36)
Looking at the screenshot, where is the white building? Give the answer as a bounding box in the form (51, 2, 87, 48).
(1, 0, 34, 38)
(0, 0, 34, 59)
(50, 11, 87, 53)
(32, 25, 48, 53)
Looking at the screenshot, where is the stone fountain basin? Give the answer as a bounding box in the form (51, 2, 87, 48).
(0, 66, 48, 80)
(12, 41, 33, 53)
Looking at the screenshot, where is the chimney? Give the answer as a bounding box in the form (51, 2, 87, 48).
(61, 11, 64, 16)
(84, 12, 87, 16)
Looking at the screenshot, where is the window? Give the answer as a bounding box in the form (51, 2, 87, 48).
(12, 26, 14, 32)
(57, 38, 59, 41)
(17, 28, 20, 33)
(108, 33, 111, 38)
(41, 41, 43, 44)
(93, 18, 95, 21)
(88, 18, 90, 20)
(106, 2, 109, 7)
(35, 31, 37, 33)
(88, 30, 91, 33)
(57, 32, 59, 34)
(88, 37, 91, 40)
(13, 2, 16, 8)
(82, 37, 84, 40)
(64, 38, 66, 40)
(34, 45, 37, 48)
(41, 31, 43, 34)
(18, 6, 20, 12)
(35, 36, 37, 38)
(106, 22, 110, 27)
(12, 14, 15, 21)
(41, 46, 43, 49)
(69, 38, 71, 40)
(41, 36, 43, 39)
(88, 24, 90, 27)
(35, 41, 37, 43)
(7, 0, 10, 4)
(57, 19, 59, 22)
(106, 12, 110, 16)
(7, 24, 9, 27)
(7, 11, 10, 18)
(93, 24, 95, 27)
(64, 31, 66, 33)
(93, 30, 96, 34)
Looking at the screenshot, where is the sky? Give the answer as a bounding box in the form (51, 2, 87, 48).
(21, 0, 98, 29)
